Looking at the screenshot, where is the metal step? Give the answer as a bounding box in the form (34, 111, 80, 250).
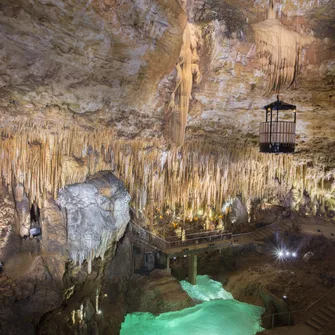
(251, 232, 263, 239)
(257, 230, 269, 237)
(325, 304, 335, 313)
(319, 308, 333, 319)
(309, 317, 326, 327)
(315, 312, 331, 323)
(280, 223, 291, 229)
(312, 314, 329, 325)
(305, 319, 323, 330)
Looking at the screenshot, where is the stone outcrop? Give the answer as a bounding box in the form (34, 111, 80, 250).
(227, 197, 249, 230)
(13, 184, 31, 238)
(126, 270, 194, 314)
(0, 184, 15, 260)
(0, 255, 63, 335)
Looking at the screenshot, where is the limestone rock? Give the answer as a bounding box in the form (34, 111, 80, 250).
(227, 197, 248, 230)
(42, 192, 66, 254)
(127, 274, 194, 314)
(58, 171, 131, 273)
(0, 184, 15, 257)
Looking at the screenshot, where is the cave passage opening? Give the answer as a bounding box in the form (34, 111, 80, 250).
(29, 201, 42, 237)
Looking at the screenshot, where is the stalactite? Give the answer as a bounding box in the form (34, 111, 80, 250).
(165, 23, 201, 147)
(0, 124, 332, 222)
(252, 1, 314, 95)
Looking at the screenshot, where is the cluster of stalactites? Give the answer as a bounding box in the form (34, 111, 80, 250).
(252, 2, 314, 95)
(0, 126, 113, 206)
(0, 126, 331, 221)
(71, 231, 113, 274)
(165, 23, 201, 147)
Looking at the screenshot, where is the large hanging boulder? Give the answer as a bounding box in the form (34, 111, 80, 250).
(58, 171, 131, 273)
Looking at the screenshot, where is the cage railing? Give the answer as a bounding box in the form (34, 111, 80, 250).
(260, 121, 296, 144)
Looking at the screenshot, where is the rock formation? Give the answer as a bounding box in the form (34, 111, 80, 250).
(253, 1, 314, 94)
(58, 171, 131, 273)
(165, 22, 201, 147)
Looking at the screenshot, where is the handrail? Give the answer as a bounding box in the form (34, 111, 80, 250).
(307, 285, 335, 310)
(168, 233, 232, 245)
(263, 286, 335, 319)
(166, 229, 230, 240)
(130, 221, 168, 244)
(130, 221, 168, 249)
(166, 231, 232, 243)
(165, 220, 286, 244)
(129, 219, 289, 251)
(260, 286, 335, 329)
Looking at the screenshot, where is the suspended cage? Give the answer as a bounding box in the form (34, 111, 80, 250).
(259, 96, 297, 153)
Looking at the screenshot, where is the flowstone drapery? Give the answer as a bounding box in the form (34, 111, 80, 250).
(58, 171, 130, 273)
(165, 23, 201, 147)
(253, 2, 314, 94)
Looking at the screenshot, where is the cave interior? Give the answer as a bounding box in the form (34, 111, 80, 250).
(0, 0, 335, 334)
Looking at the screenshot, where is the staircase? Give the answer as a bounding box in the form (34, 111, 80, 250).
(129, 221, 168, 250)
(305, 301, 335, 332)
(250, 221, 292, 240)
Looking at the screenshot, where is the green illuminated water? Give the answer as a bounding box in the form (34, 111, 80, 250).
(120, 275, 264, 335)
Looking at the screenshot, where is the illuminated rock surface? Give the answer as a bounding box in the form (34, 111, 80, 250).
(121, 275, 264, 335)
(58, 171, 131, 273)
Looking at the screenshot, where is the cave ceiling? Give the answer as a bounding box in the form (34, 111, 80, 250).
(0, 0, 334, 161)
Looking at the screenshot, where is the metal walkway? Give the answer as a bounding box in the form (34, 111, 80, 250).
(129, 220, 293, 257)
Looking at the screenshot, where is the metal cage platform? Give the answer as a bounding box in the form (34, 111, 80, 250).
(259, 96, 296, 153)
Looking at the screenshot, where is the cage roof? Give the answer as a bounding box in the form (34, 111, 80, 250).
(264, 98, 296, 111)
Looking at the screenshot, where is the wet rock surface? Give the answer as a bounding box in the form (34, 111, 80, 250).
(126, 270, 194, 314)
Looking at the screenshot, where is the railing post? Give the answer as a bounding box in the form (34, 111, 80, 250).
(272, 314, 274, 329)
(288, 312, 291, 326)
